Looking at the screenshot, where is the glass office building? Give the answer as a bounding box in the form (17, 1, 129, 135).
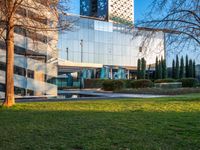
(58, 15, 164, 80)
(55, 0, 164, 87)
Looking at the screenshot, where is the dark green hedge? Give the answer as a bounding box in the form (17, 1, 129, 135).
(102, 80, 124, 91)
(154, 78, 176, 83)
(84, 79, 105, 88)
(131, 79, 154, 89)
(178, 78, 198, 87)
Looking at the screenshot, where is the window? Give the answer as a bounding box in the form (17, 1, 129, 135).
(27, 70, 34, 79)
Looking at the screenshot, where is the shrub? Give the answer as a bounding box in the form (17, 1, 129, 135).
(102, 80, 124, 91)
(154, 78, 176, 83)
(117, 79, 132, 88)
(178, 78, 198, 87)
(131, 79, 154, 89)
(84, 79, 105, 88)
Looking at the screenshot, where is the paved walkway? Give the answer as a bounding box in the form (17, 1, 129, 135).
(58, 90, 168, 98)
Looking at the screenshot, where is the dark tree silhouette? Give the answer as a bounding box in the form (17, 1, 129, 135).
(138, 0, 200, 52)
(180, 56, 184, 79)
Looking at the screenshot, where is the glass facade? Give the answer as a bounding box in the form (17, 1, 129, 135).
(80, 0, 108, 20)
(58, 16, 164, 67)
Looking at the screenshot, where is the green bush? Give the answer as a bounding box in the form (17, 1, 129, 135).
(131, 79, 154, 89)
(118, 79, 132, 88)
(102, 80, 124, 91)
(154, 78, 176, 83)
(178, 78, 198, 87)
(84, 79, 105, 88)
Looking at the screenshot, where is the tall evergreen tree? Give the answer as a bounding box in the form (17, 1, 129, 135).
(179, 56, 184, 79)
(189, 59, 193, 77)
(175, 55, 179, 79)
(172, 59, 176, 79)
(158, 60, 163, 79)
(137, 59, 141, 79)
(147, 65, 151, 79)
(141, 58, 146, 79)
(155, 57, 159, 79)
(162, 57, 167, 79)
(193, 60, 196, 78)
(185, 55, 189, 77)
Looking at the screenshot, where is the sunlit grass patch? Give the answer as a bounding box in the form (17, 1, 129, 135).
(1, 97, 200, 149)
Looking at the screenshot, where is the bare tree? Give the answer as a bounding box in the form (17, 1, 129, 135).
(0, 0, 71, 107)
(137, 0, 200, 52)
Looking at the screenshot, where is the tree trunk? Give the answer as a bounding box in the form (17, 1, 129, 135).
(3, 0, 15, 107)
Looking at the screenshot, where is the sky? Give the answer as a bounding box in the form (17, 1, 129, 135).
(68, 0, 153, 22)
(134, 0, 153, 21)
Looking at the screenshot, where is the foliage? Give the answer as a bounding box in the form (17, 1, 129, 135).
(158, 60, 162, 79)
(189, 59, 193, 77)
(162, 57, 167, 79)
(155, 57, 159, 79)
(137, 59, 141, 79)
(102, 80, 124, 91)
(0, 0, 71, 106)
(193, 60, 196, 78)
(175, 55, 179, 79)
(110, 16, 133, 26)
(185, 55, 189, 78)
(141, 58, 146, 79)
(178, 78, 198, 87)
(172, 59, 176, 79)
(179, 56, 184, 79)
(155, 57, 167, 80)
(139, 0, 200, 48)
(84, 79, 105, 88)
(115, 88, 200, 96)
(137, 58, 147, 79)
(154, 78, 176, 83)
(171, 55, 196, 79)
(131, 79, 154, 88)
(118, 80, 132, 88)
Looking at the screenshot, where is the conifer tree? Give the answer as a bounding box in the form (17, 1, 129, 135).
(175, 55, 179, 79)
(137, 59, 141, 79)
(155, 57, 159, 79)
(158, 60, 163, 79)
(189, 59, 193, 77)
(193, 60, 196, 78)
(162, 57, 167, 79)
(172, 59, 176, 79)
(185, 55, 189, 77)
(179, 56, 184, 79)
(147, 65, 151, 79)
(141, 58, 146, 79)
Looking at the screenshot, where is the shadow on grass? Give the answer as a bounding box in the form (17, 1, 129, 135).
(0, 108, 200, 150)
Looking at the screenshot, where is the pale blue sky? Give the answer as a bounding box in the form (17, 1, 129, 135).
(68, 0, 153, 22)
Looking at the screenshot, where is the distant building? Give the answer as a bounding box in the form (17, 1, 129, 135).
(80, 0, 134, 23)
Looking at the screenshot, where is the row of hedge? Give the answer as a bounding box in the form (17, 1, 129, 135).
(154, 78, 198, 87)
(102, 79, 154, 91)
(85, 78, 198, 91)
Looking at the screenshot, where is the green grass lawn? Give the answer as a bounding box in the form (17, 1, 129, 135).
(1, 95, 200, 150)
